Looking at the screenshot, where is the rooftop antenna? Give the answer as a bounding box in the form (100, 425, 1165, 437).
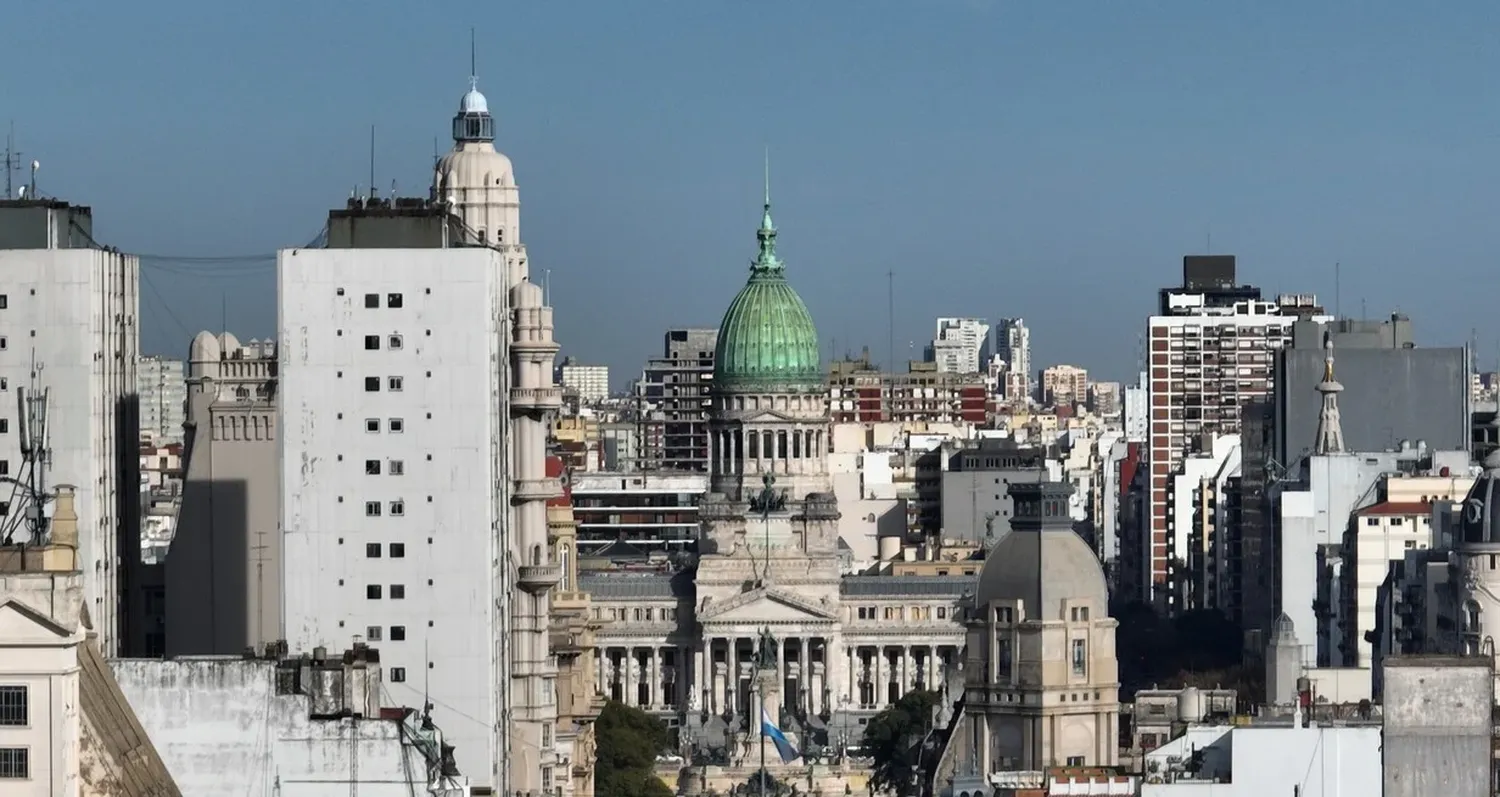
(1334, 262, 1342, 319)
(887, 270, 895, 373)
(3, 123, 20, 199)
(27, 160, 38, 199)
(1205, 226, 1212, 254)
(368, 125, 376, 201)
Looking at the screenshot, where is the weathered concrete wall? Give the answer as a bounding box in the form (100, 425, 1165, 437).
(1383, 656, 1493, 797)
(111, 658, 430, 797)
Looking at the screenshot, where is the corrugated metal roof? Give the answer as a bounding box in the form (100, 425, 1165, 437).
(579, 570, 693, 599)
(840, 575, 977, 597)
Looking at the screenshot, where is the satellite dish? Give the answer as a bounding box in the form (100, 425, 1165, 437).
(16, 186, 25, 198)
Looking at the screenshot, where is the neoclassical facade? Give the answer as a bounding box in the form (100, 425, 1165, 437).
(583, 185, 970, 755)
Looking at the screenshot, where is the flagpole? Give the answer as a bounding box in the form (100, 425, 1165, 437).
(759, 644, 768, 797)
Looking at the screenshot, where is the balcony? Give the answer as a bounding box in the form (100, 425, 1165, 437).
(511, 386, 564, 410)
(513, 478, 563, 501)
(518, 564, 562, 592)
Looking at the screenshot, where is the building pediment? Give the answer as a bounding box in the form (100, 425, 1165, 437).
(0, 597, 82, 645)
(699, 586, 838, 624)
(726, 409, 797, 425)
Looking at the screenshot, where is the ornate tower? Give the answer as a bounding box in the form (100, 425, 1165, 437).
(1313, 334, 1346, 455)
(432, 68, 563, 797)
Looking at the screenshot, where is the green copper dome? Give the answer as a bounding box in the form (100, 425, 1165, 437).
(713, 180, 822, 392)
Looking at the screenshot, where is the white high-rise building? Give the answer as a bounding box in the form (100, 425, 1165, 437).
(996, 317, 1031, 401)
(279, 247, 509, 787)
(929, 317, 989, 374)
(559, 359, 609, 403)
(281, 73, 562, 795)
(0, 200, 140, 658)
(137, 355, 186, 445)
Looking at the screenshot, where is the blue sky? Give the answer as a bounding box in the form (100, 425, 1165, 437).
(6, 1, 1499, 383)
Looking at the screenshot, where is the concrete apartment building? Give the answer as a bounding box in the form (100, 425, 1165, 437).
(926, 317, 988, 374)
(1040, 364, 1088, 406)
(279, 75, 563, 795)
(1139, 254, 1325, 605)
(0, 198, 140, 658)
(1234, 314, 1469, 644)
(279, 245, 511, 788)
(559, 357, 609, 403)
(994, 317, 1031, 401)
(829, 354, 988, 424)
(636, 327, 717, 471)
(137, 354, 186, 446)
(938, 438, 1049, 544)
(164, 331, 279, 657)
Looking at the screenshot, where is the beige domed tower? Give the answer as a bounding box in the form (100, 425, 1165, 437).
(949, 480, 1119, 777)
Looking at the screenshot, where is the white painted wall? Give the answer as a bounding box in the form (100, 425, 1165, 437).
(278, 247, 505, 785)
(0, 249, 139, 657)
(1143, 723, 1381, 797)
(112, 658, 465, 797)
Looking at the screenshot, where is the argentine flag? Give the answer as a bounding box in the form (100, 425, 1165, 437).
(760, 707, 800, 764)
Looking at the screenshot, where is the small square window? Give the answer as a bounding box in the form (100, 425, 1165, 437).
(390, 500, 405, 517)
(365, 501, 382, 517)
(390, 625, 407, 641)
(364, 293, 379, 308)
(389, 335, 403, 350)
(336, 288, 345, 296)
(0, 295, 8, 309)
(0, 686, 27, 726)
(390, 584, 406, 600)
(365, 418, 380, 433)
(364, 335, 380, 350)
(0, 337, 8, 351)
(365, 543, 381, 558)
(387, 293, 404, 308)
(365, 625, 382, 641)
(0, 502, 11, 516)
(0, 420, 8, 434)
(0, 462, 8, 477)
(364, 377, 380, 392)
(390, 667, 406, 682)
(388, 376, 404, 392)
(390, 543, 406, 558)
(389, 460, 405, 475)
(365, 459, 381, 475)
(389, 418, 404, 433)
(0, 747, 29, 779)
(366, 584, 382, 599)
(0, 378, 8, 390)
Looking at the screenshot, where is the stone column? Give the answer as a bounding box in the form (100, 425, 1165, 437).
(693, 643, 705, 711)
(649, 647, 660, 709)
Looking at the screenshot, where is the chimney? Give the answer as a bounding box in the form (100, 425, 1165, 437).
(45, 485, 79, 572)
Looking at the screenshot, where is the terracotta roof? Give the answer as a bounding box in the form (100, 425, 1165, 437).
(1357, 501, 1432, 517)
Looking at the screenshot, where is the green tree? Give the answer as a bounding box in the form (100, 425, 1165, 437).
(860, 689, 941, 796)
(595, 700, 674, 797)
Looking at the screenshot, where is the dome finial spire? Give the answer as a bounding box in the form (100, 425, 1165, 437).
(470, 27, 477, 88)
(753, 150, 781, 270)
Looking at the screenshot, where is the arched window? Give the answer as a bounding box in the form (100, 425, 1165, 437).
(1465, 600, 1482, 633)
(531, 545, 543, 566)
(559, 544, 572, 591)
